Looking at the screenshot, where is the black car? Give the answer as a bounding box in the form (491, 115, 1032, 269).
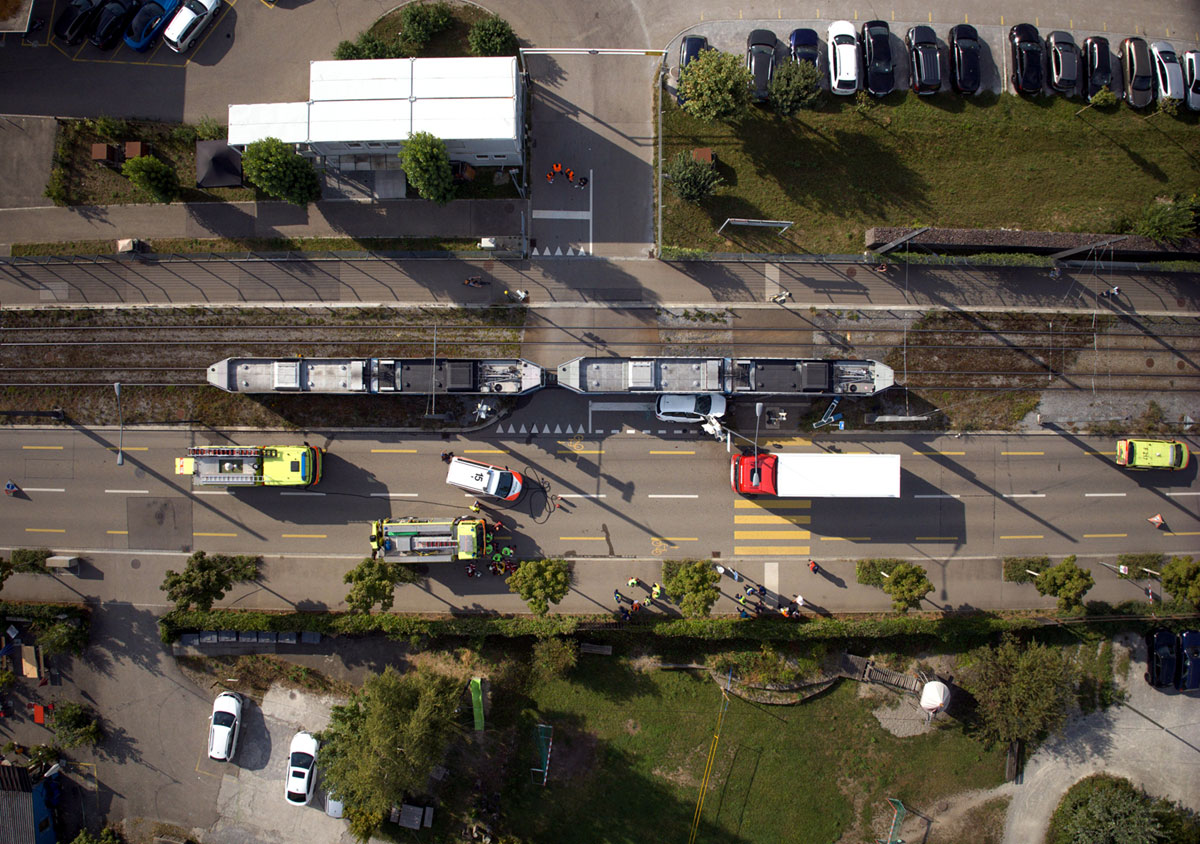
(1046, 31, 1079, 94)
(54, 0, 105, 44)
(788, 28, 819, 66)
(679, 35, 708, 71)
(1145, 628, 1178, 688)
(1082, 36, 1116, 101)
(746, 29, 777, 103)
(948, 24, 981, 94)
(906, 25, 941, 94)
(1009, 23, 1044, 94)
(860, 20, 894, 97)
(90, 0, 141, 48)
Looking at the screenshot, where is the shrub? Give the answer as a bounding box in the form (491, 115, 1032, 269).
(1117, 553, 1166, 577)
(334, 31, 402, 60)
(196, 115, 224, 141)
(122, 156, 181, 203)
(855, 558, 905, 587)
(665, 150, 724, 204)
(468, 15, 518, 56)
(399, 1, 451, 53)
(170, 124, 199, 145)
(1034, 555, 1094, 611)
(0, 669, 14, 691)
(241, 138, 322, 205)
(50, 700, 102, 748)
(1089, 86, 1119, 108)
(1046, 774, 1182, 844)
(770, 59, 822, 115)
(1003, 556, 1051, 583)
(399, 131, 455, 204)
(507, 559, 571, 616)
(87, 115, 128, 141)
(880, 562, 934, 613)
(1161, 555, 1200, 609)
(853, 90, 873, 115)
(531, 637, 578, 681)
(661, 559, 721, 618)
(677, 49, 752, 122)
(44, 167, 71, 206)
(10, 548, 52, 573)
(1133, 197, 1196, 242)
(36, 619, 89, 657)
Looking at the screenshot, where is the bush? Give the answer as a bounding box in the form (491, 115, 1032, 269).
(1133, 197, 1196, 242)
(507, 559, 571, 616)
(122, 156, 181, 203)
(468, 15, 518, 56)
(1034, 555, 1094, 612)
(241, 138, 322, 205)
(334, 31, 403, 60)
(36, 619, 89, 657)
(170, 124, 198, 146)
(86, 115, 128, 141)
(531, 637, 578, 680)
(880, 562, 934, 613)
(399, 131, 455, 204)
(196, 115, 224, 141)
(665, 150, 723, 204)
(1003, 556, 1051, 583)
(69, 828, 122, 844)
(1161, 555, 1200, 609)
(769, 59, 822, 115)
(44, 166, 71, 205)
(399, 1, 451, 53)
(1044, 773, 1195, 844)
(50, 700, 102, 748)
(661, 559, 721, 618)
(1089, 86, 1119, 108)
(677, 49, 751, 122)
(10, 548, 52, 574)
(1117, 553, 1166, 578)
(855, 558, 904, 587)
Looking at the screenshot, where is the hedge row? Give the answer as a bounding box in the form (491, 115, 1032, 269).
(1, 600, 89, 624)
(854, 558, 906, 587)
(1003, 556, 1052, 583)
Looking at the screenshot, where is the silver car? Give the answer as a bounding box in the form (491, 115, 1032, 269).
(163, 0, 219, 52)
(1150, 40, 1185, 102)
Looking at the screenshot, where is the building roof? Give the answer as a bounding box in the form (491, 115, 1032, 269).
(0, 766, 36, 844)
(227, 102, 310, 146)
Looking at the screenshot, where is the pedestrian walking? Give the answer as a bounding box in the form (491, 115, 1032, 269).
(794, 594, 805, 608)
(730, 569, 742, 582)
(744, 584, 759, 596)
(469, 500, 482, 513)
(651, 582, 662, 599)
(441, 451, 454, 463)
(1110, 285, 1120, 297)
(754, 601, 766, 615)
(566, 168, 575, 182)
(465, 563, 479, 578)
(627, 576, 640, 588)
(619, 607, 631, 622)
(576, 176, 588, 190)
(545, 171, 554, 184)
(1049, 266, 1062, 280)
(1098, 289, 1109, 298)
(630, 600, 642, 613)
(735, 593, 748, 606)
(808, 559, 819, 574)
(552, 162, 563, 175)
(614, 589, 623, 604)
(739, 608, 750, 619)
(780, 606, 791, 618)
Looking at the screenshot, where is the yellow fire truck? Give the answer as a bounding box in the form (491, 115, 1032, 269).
(175, 444, 323, 487)
(369, 516, 495, 563)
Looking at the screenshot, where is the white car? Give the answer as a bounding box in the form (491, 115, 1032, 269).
(1150, 40, 1185, 101)
(325, 790, 345, 819)
(285, 731, 319, 806)
(827, 20, 860, 95)
(163, 0, 219, 52)
(1184, 50, 1200, 111)
(654, 393, 727, 423)
(207, 691, 242, 762)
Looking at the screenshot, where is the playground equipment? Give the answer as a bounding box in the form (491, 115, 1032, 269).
(877, 797, 906, 844)
(531, 724, 553, 786)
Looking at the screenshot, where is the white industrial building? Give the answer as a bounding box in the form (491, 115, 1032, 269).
(227, 56, 525, 173)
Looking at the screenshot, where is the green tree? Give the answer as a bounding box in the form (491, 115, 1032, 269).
(121, 156, 181, 203)
(50, 700, 103, 748)
(318, 667, 459, 842)
(36, 619, 88, 657)
(399, 0, 451, 53)
(507, 559, 571, 616)
(1049, 774, 1164, 844)
(241, 137, 322, 206)
(963, 633, 1077, 745)
(399, 131, 455, 204)
(469, 15, 518, 56)
(665, 150, 723, 203)
(343, 557, 421, 613)
(334, 31, 402, 60)
(69, 827, 123, 844)
(1035, 555, 1095, 611)
(880, 562, 933, 613)
(1161, 555, 1200, 609)
(1089, 86, 1119, 109)
(10, 548, 52, 573)
(677, 49, 751, 122)
(160, 551, 260, 612)
(1133, 197, 1196, 242)
(770, 59, 822, 115)
(531, 637, 578, 681)
(662, 559, 721, 618)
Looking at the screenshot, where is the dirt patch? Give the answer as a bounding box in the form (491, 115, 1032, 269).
(623, 719, 641, 735)
(176, 654, 355, 701)
(917, 791, 1013, 844)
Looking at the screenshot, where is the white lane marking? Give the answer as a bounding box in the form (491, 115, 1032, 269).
(658, 429, 666, 434)
(22, 488, 65, 492)
(105, 489, 149, 494)
(1084, 492, 1126, 497)
(1003, 493, 1046, 498)
(194, 491, 231, 495)
(648, 494, 700, 499)
(281, 491, 325, 496)
(763, 561, 779, 595)
(558, 493, 606, 498)
(914, 494, 961, 499)
(588, 167, 593, 254)
(611, 429, 620, 434)
(1167, 491, 1200, 496)
(531, 209, 590, 220)
(370, 492, 419, 498)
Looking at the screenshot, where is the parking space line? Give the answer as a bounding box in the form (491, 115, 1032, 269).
(1004, 493, 1046, 498)
(26, 528, 66, 533)
(23, 488, 65, 492)
(1001, 451, 1044, 456)
(22, 445, 63, 450)
(1164, 531, 1200, 536)
(1084, 493, 1125, 497)
(914, 494, 960, 499)
(105, 489, 149, 494)
(1083, 533, 1127, 538)
(912, 451, 965, 456)
(465, 449, 508, 454)
(370, 492, 419, 497)
(1001, 534, 1044, 540)
(559, 536, 605, 541)
(648, 494, 698, 498)
(370, 448, 416, 453)
(194, 532, 237, 537)
(106, 530, 128, 535)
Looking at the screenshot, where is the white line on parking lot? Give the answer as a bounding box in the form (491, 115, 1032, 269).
(1084, 492, 1126, 497)
(1003, 493, 1046, 498)
(1167, 491, 1200, 497)
(22, 488, 65, 492)
(370, 492, 419, 497)
(105, 489, 149, 494)
(914, 494, 961, 499)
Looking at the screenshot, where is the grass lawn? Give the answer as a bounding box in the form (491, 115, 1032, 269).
(663, 92, 1200, 254)
(506, 660, 1004, 843)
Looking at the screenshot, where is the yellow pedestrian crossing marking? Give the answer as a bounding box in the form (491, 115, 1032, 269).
(734, 500, 811, 509)
(734, 530, 812, 539)
(734, 514, 811, 525)
(735, 546, 812, 555)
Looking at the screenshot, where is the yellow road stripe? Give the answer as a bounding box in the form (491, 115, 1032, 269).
(106, 446, 148, 451)
(559, 536, 606, 541)
(1085, 451, 1112, 455)
(1001, 535, 1044, 539)
(734, 514, 812, 525)
(282, 533, 327, 539)
(194, 532, 237, 537)
(464, 449, 508, 454)
(915, 536, 959, 541)
(370, 448, 417, 453)
(656, 537, 698, 541)
(820, 536, 871, 541)
(1001, 451, 1044, 456)
(734, 546, 812, 555)
(107, 530, 128, 535)
(558, 450, 605, 454)
(1165, 531, 1200, 536)
(912, 451, 966, 456)
(734, 500, 811, 509)
(735, 530, 812, 539)
(25, 528, 66, 533)
(649, 450, 695, 455)
(22, 445, 63, 450)
(1083, 533, 1127, 538)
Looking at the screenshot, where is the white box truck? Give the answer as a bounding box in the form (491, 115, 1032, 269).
(731, 452, 900, 497)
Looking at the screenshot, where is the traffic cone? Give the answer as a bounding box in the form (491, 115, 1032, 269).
(1148, 513, 1164, 528)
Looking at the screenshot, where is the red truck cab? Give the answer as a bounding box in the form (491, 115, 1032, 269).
(731, 453, 777, 495)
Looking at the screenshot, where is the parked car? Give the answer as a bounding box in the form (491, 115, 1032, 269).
(906, 25, 941, 94)
(285, 731, 319, 806)
(325, 790, 345, 819)
(1145, 628, 1178, 688)
(788, 28, 819, 67)
(654, 394, 727, 423)
(1178, 630, 1200, 691)
(948, 24, 981, 95)
(1009, 23, 1044, 94)
(827, 20, 859, 95)
(746, 29, 777, 103)
(124, 0, 180, 51)
(1120, 37, 1154, 108)
(1115, 438, 1191, 470)
(860, 20, 894, 97)
(89, 0, 141, 49)
(1186, 51, 1200, 111)
(53, 0, 105, 45)
(679, 35, 708, 71)
(207, 691, 242, 762)
(1150, 40, 1185, 101)
(1082, 36, 1117, 102)
(162, 0, 219, 52)
(1046, 31, 1079, 94)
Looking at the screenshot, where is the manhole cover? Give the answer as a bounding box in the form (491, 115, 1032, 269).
(846, 267, 857, 278)
(130, 558, 141, 569)
(1146, 358, 1155, 368)
(1178, 360, 1185, 370)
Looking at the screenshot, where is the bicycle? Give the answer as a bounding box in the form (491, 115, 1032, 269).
(463, 276, 489, 287)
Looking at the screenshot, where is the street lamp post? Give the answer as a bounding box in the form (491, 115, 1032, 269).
(751, 402, 763, 487)
(114, 382, 124, 466)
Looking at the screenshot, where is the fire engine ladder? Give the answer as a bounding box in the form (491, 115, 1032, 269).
(197, 474, 264, 485)
(188, 446, 263, 457)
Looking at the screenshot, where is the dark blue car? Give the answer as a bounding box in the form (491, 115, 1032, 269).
(1145, 628, 1178, 688)
(1178, 630, 1200, 691)
(788, 28, 819, 66)
(124, 0, 180, 51)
